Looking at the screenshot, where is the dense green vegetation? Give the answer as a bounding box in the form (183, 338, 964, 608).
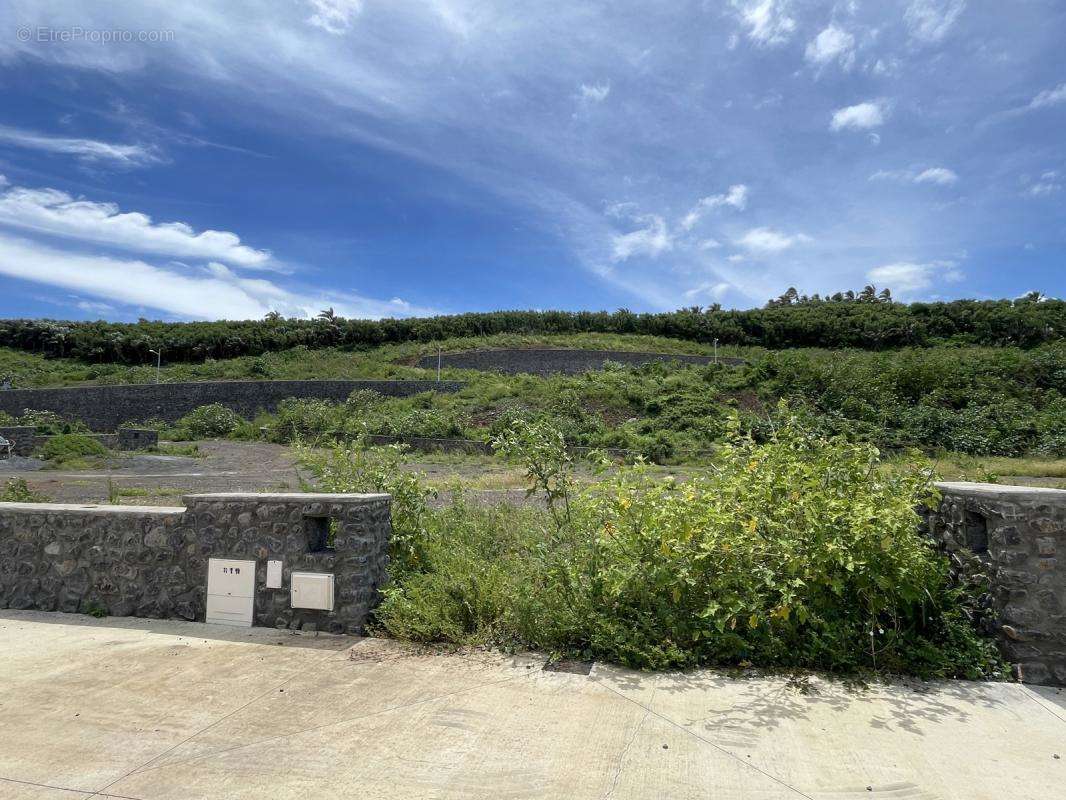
(135, 341, 1065, 460)
(300, 417, 1003, 678)
(38, 433, 109, 467)
(1, 294, 1061, 365)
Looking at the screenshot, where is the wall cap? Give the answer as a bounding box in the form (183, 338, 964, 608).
(935, 481, 1066, 500)
(0, 502, 186, 514)
(183, 492, 390, 502)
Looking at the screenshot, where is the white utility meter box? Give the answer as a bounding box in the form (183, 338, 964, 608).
(266, 560, 283, 589)
(206, 558, 256, 627)
(290, 572, 335, 611)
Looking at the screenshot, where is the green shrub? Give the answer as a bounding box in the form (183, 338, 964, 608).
(17, 409, 88, 435)
(176, 403, 243, 438)
(268, 398, 341, 443)
(1, 477, 47, 502)
(305, 412, 1003, 679)
(40, 433, 108, 464)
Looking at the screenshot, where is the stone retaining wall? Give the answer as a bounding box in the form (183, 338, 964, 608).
(417, 348, 743, 375)
(1, 427, 158, 456)
(0, 492, 391, 634)
(928, 482, 1066, 685)
(0, 380, 463, 431)
(364, 434, 637, 460)
(0, 426, 36, 456)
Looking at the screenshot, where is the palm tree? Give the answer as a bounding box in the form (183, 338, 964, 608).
(264, 310, 282, 322)
(317, 307, 338, 324)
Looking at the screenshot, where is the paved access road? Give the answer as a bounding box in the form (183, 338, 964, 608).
(0, 611, 1062, 799)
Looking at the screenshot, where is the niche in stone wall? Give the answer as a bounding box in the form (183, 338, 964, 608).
(304, 515, 337, 553)
(963, 510, 989, 554)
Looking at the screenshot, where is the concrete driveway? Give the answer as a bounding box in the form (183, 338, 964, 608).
(0, 611, 1062, 799)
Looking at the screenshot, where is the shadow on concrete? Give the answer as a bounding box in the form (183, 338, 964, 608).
(601, 664, 1014, 742)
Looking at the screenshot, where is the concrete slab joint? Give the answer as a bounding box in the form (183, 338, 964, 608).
(0, 492, 391, 634)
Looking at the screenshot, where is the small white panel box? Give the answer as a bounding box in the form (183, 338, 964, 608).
(290, 572, 335, 611)
(206, 558, 256, 627)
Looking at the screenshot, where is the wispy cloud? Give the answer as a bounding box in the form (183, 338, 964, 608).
(306, 0, 363, 34)
(904, 0, 967, 44)
(0, 232, 424, 320)
(1026, 171, 1061, 197)
(830, 101, 886, 131)
(867, 260, 963, 295)
(731, 0, 796, 47)
(0, 124, 161, 168)
(579, 83, 610, 103)
(679, 184, 748, 231)
(0, 179, 273, 269)
(736, 227, 811, 253)
(870, 166, 958, 185)
(612, 214, 672, 261)
(1028, 82, 1066, 110)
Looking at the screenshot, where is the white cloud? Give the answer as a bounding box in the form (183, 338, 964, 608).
(904, 0, 966, 44)
(1029, 83, 1066, 110)
(870, 166, 958, 185)
(732, 0, 796, 47)
(684, 281, 731, 301)
(679, 184, 748, 231)
(0, 125, 161, 168)
(612, 214, 672, 261)
(736, 227, 811, 253)
(0, 180, 273, 269)
(0, 232, 423, 320)
(830, 101, 886, 131)
(1028, 171, 1062, 196)
(306, 0, 363, 34)
(805, 25, 855, 69)
(579, 83, 610, 103)
(867, 260, 963, 294)
(914, 167, 959, 185)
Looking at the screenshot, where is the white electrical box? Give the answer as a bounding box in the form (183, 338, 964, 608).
(266, 560, 283, 589)
(290, 572, 334, 611)
(206, 558, 256, 627)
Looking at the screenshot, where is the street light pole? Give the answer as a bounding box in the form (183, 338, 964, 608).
(149, 349, 161, 384)
(713, 338, 719, 365)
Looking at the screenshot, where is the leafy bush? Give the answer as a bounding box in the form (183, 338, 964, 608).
(1, 477, 47, 502)
(305, 413, 1003, 679)
(175, 403, 243, 438)
(39, 433, 108, 464)
(268, 398, 342, 443)
(17, 409, 88, 435)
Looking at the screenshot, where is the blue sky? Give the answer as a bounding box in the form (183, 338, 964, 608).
(0, 1, 1062, 321)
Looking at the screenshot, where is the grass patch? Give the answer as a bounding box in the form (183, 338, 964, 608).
(38, 433, 110, 469)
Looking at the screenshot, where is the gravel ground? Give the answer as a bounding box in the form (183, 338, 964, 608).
(0, 440, 538, 507)
(0, 440, 306, 505)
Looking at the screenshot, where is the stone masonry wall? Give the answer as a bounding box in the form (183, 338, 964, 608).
(1, 427, 157, 455)
(0, 380, 462, 431)
(416, 348, 744, 375)
(0, 426, 36, 456)
(928, 482, 1066, 686)
(0, 492, 391, 634)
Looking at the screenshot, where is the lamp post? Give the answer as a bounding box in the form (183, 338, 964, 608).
(148, 348, 162, 384)
(713, 338, 719, 365)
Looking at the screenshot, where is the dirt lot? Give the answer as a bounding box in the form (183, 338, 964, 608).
(0, 441, 306, 506)
(0, 440, 537, 507)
